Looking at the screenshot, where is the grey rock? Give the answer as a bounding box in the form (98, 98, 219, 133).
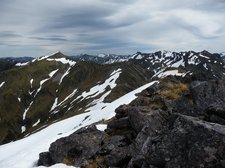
(37, 152, 54, 166)
(107, 117, 131, 130)
(190, 80, 225, 112)
(38, 125, 105, 166)
(130, 114, 225, 168)
(128, 106, 169, 134)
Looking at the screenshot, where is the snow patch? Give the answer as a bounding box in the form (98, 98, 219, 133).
(203, 63, 208, 70)
(18, 97, 21, 102)
(0, 81, 5, 88)
(35, 69, 59, 97)
(96, 124, 107, 131)
(136, 54, 143, 59)
(30, 79, 33, 88)
(157, 70, 187, 78)
(49, 69, 59, 78)
(188, 55, 200, 65)
(21, 126, 26, 133)
(32, 119, 40, 127)
(50, 98, 58, 111)
(37, 51, 60, 61)
(171, 58, 185, 67)
(47, 58, 76, 66)
(199, 54, 209, 59)
(22, 102, 33, 121)
(72, 69, 122, 102)
(59, 67, 71, 85)
(39, 163, 75, 168)
(15, 62, 29, 66)
(98, 53, 106, 57)
(34, 78, 49, 97)
(51, 89, 78, 113)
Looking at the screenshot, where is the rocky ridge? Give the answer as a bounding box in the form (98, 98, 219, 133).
(38, 76, 225, 167)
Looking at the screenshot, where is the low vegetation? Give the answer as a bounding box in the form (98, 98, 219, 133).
(159, 81, 189, 100)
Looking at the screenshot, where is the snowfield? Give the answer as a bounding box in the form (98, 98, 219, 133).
(0, 81, 158, 168)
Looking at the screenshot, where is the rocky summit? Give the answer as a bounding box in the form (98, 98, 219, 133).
(37, 75, 225, 168)
(0, 50, 225, 168)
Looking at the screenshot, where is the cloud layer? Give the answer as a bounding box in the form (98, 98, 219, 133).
(0, 0, 224, 57)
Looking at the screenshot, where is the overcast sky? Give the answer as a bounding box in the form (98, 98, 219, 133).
(0, 0, 225, 57)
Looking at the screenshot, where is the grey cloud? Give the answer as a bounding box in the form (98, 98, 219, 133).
(0, 31, 21, 38)
(30, 36, 68, 42)
(0, 0, 224, 57)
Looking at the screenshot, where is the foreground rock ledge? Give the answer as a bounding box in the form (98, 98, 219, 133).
(38, 79, 225, 168)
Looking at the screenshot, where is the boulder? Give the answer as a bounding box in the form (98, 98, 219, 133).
(38, 125, 105, 167)
(129, 114, 225, 168)
(190, 80, 225, 112)
(128, 106, 169, 134)
(37, 152, 53, 166)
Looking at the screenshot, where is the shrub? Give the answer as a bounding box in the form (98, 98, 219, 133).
(159, 82, 189, 100)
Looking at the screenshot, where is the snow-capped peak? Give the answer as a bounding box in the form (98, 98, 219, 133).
(98, 53, 107, 58)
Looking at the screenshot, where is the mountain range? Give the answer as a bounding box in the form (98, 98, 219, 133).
(0, 50, 225, 167)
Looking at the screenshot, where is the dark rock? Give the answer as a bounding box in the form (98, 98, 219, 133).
(128, 109, 170, 167)
(115, 105, 130, 119)
(190, 80, 225, 113)
(146, 83, 159, 96)
(104, 136, 131, 167)
(129, 114, 225, 168)
(206, 103, 225, 119)
(171, 95, 196, 116)
(128, 106, 169, 134)
(38, 125, 105, 167)
(107, 117, 131, 130)
(209, 114, 225, 125)
(37, 152, 54, 166)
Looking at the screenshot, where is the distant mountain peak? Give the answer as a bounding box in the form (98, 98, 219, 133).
(98, 53, 107, 57)
(37, 51, 64, 60)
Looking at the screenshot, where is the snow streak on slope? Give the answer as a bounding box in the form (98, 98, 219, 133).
(22, 102, 34, 133)
(46, 58, 76, 66)
(59, 67, 71, 85)
(0, 81, 158, 168)
(23, 102, 34, 121)
(49, 69, 59, 78)
(50, 89, 78, 114)
(30, 79, 34, 88)
(36, 51, 60, 61)
(0, 81, 5, 88)
(32, 119, 40, 127)
(18, 97, 21, 102)
(73, 68, 122, 102)
(15, 62, 30, 66)
(156, 70, 188, 78)
(34, 69, 59, 97)
(15, 52, 60, 66)
(34, 78, 49, 97)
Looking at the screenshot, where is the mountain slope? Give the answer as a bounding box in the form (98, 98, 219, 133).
(0, 52, 152, 144)
(0, 81, 157, 168)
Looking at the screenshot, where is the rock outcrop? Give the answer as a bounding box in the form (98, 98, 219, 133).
(38, 77, 225, 168)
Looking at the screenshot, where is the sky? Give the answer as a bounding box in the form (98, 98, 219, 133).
(0, 0, 225, 57)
